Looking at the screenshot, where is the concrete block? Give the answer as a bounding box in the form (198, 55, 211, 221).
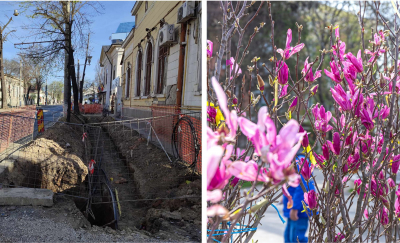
(0, 188, 53, 207)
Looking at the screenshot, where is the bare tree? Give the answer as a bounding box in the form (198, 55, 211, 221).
(17, 1, 103, 121)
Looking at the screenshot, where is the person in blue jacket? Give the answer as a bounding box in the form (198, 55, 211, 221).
(283, 154, 315, 243)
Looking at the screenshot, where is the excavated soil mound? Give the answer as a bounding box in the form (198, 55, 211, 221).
(2, 122, 90, 194)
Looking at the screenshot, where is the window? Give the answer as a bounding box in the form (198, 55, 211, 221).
(136, 50, 142, 96)
(144, 42, 152, 96)
(125, 63, 131, 98)
(145, 1, 148, 12)
(113, 65, 116, 80)
(106, 69, 108, 84)
(156, 46, 168, 94)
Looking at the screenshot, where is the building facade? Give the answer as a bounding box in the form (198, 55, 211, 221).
(5, 74, 24, 107)
(121, 1, 202, 116)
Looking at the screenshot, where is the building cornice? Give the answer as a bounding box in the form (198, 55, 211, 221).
(131, 1, 142, 16)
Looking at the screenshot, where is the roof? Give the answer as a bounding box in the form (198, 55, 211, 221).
(102, 45, 111, 53)
(131, 1, 142, 16)
(116, 22, 135, 33)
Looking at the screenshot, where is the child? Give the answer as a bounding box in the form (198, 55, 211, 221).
(283, 154, 315, 243)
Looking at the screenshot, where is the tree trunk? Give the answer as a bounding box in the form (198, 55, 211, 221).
(0, 27, 5, 109)
(25, 85, 31, 105)
(64, 1, 71, 122)
(69, 52, 80, 114)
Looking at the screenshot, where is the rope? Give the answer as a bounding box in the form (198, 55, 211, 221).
(171, 115, 200, 168)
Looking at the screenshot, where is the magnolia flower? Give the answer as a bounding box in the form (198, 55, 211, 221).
(354, 179, 362, 194)
(346, 50, 363, 73)
(330, 84, 361, 112)
(370, 32, 384, 46)
(257, 74, 265, 92)
(312, 104, 333, 134)
(277, 28, 305, 60)
(237, 107, 305, 187)
(304, 190, 318, 209)
(377, 207, 389, 225)
(396, 198, 400, 217)
(279, 85, 288, 98)
(302, 57, 321, 83)
(207, 204, 228, 218)
(299, 125, 309, 148)
(334, 233, 345, 242)
(391, 155, 400, 174)
(364, 209, 369, 219)
(207, 190, 222, 203)
(325, 61, 342, 83)
(210, 77, 238, 143)
(299, 157, 314, 181)
(343, 62, 357, 95)
(276, 61, 289, 85)
(360, 98, 389, 130)
(288, 97, 297, 113)
(207, 146, 225, 187)
(207, 40, 213, 59)
(310, 84, 318, 96)
(226, 57, 242, 80)
(228, 160, 269, 183)
(388, 178, 396, 188)
(365, 48, 385, 63)
(327, 132, 341, 155)
(207, 106, 217, 123)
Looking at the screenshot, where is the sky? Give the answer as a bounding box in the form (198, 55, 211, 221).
(0, 1, 136, 86)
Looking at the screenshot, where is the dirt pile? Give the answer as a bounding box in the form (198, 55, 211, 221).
(2, 122, 90, 194)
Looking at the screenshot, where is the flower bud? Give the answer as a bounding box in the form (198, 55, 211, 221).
(257, 74, 265, 92)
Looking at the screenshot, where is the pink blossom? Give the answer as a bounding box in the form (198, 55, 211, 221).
(310, 84, 318, 96)
(388, 178, 396, 188)
(334, 233, 345, 242)
(279, 85, 288, 98)
(207, 40, 213, 59)
(326, 132, 341, 155)
(228, 160, 269, 183)
(304, 190, 318, 209)
(207, 189, 222, 203)
(312, 104, 333, 134)
(364, 209, 369, 219)
(365, 48, 385, 63)
(302, 57, 322, 83)
(226, 57, 242, 79)
(207, 106, 217, 123)
(299, 157, 314, 181)
(288, 97, 297, 113)
(377, 207, 389, 225)
(276, 29, 305, 60)
(299, 125, 309, 148)
(322, 143, 330, 161)
(330, 84, 361, 112)
(395, 197, 400, 217)
(370, 32, 384, 46)
(276, 61, 289, 85)
(207, 146, 225, 187)
(207, 204, 228, 218)
(324, 61, 342, 83)
(391, 155, 400, 174)
(346, 50, 363, 73)
(354, 179, 362, 194)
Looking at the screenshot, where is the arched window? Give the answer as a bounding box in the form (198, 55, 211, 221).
(144, 42, 152, 96)
(125, 63, 131, 98)
(136, 50, 142, 96)
(156, 45, 168, 94)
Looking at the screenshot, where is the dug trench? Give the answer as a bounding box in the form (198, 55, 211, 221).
(0, 114, 201, 242)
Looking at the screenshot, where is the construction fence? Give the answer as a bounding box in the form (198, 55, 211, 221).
(122, 105, 202, 173)
(0, 109, 201, 230)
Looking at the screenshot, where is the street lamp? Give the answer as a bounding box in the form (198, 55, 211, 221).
(0, 10, 18, 109)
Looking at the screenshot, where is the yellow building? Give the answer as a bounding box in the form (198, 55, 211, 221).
(121, 1, 202, 117)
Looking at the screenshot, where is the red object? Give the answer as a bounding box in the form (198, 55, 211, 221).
(88, 159, 96, 174)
